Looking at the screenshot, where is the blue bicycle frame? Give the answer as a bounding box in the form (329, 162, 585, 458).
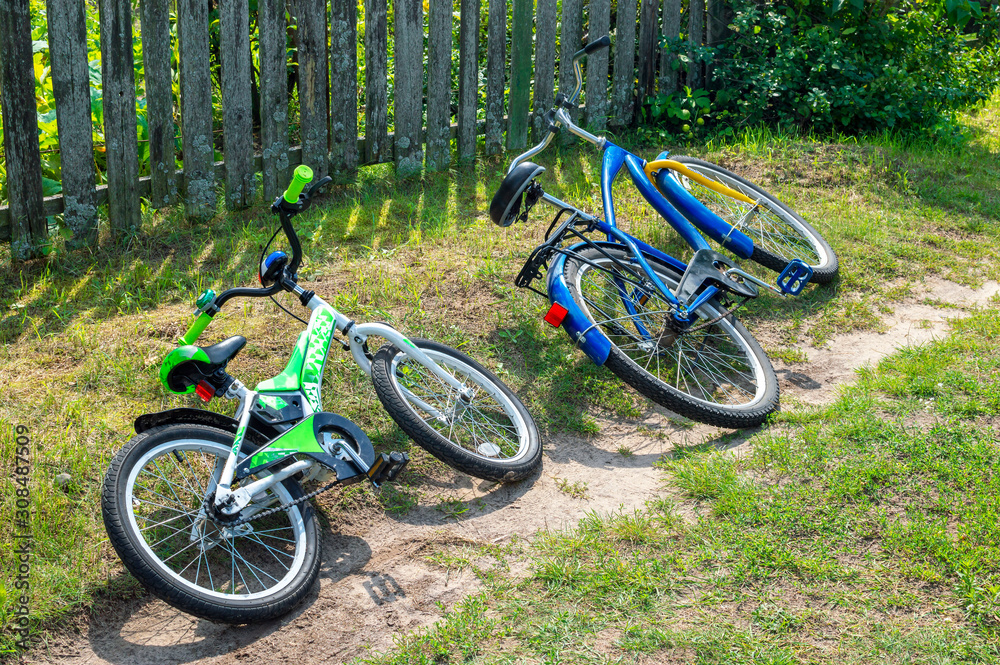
(521, 135, 760, 365)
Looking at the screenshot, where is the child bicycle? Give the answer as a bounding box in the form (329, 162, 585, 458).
(102, 166, 541, 623)
(489, 36, 838, 429)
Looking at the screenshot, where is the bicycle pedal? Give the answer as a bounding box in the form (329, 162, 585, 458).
(367, 451, 409, 485)
(777, 259, 813, 296)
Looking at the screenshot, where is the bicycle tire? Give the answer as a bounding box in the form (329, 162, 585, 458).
(102, 423, 321, 624)
(564, 245, 779, 428)
(371, 339, 541, 483)
(669, 155, 839, 284)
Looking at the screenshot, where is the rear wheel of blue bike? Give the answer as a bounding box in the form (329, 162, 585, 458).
(669, 156, 838, 284)
(565, 246, 779, 428)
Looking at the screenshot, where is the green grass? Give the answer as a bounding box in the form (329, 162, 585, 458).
(1, 92, 999, 655)
(361, 308, 1000, 664)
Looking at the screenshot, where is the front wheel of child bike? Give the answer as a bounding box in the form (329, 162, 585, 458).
(371, 339, 541, 483)
(565, 246, 779, 428)
(669, 155, 838, 284)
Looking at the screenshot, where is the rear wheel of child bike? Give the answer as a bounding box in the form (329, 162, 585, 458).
(669, 155, 838, 284)
(102, 424, 321, 624)
(565, 245, 779, 428)
(371, 339, 541, 483)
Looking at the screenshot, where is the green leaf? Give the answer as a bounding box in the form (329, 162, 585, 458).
(41, 177, 62, 197)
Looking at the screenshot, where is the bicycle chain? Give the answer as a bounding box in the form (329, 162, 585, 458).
(204, 475, 344, 528)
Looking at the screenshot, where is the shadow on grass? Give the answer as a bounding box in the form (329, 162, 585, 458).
(0, 205, 271, 344)
(664, 428, 758, 459)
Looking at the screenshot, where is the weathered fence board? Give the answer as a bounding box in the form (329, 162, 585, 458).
(296, 0, 329, 178)
(706, 0, 729, 87)
(177, 0, 215, 218)
(426, 0, 453, 170)
(484, 0, 507, 155)
(636, 0, 659, 100)
(47, 0, 97, 246)
(220, 0, 255, 208)
(4, 0, 656, 254)
(611, 0, 637, 126)
(660, 0, 681, 94)
(506, 0, 532, 150)
(586, 0, 611, 131)
(457, 0, 480, 161)
(99, 0, 141, 236)
(259, 0, 290, 198)
(559, 0, 583, 142)
(531, 0, 557, 142)
(688, 0, 705, 89)
(0, 0, 45, 259)
(329, 0, 358, 175)
(365, 0, 389, 164)
(394, 0, 424, 176)
(139, 0, 177, 210)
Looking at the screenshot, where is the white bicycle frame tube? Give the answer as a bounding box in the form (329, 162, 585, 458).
(211, 283, 471, 509)
(293, 285, 468, 394)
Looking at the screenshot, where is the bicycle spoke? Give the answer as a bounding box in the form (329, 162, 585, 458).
(124, 439, 308, 602)
(683, 171, 820, 264)
(392, 353, 524, 460)
(577, 255, 761, 407)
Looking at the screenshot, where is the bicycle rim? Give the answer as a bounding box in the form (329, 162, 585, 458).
(124, 439, 309, 601)
(574, 254, 769, 409)
(674, 166, 831, 269)
(387, 349, 532, 463)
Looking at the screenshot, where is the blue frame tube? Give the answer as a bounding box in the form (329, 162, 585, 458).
(601, 145, 711, 254)
(546, 248, 612, 365)
(653, 169, 755, 260)
(591, 220, 679, 306)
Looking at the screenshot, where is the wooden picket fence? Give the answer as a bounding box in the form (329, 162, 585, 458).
(0, 0, 729, 260)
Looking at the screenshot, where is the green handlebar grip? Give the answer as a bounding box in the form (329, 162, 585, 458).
(283, 164, 314, 203)
(180, 312, 213, 345)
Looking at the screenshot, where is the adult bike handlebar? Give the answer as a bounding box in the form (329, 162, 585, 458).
(563, 35, 612, 106)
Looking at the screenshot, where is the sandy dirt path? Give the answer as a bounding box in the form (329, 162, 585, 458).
(26, 278, 998, 665)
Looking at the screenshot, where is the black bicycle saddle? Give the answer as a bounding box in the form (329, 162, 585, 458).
(489, 161, 546, 227)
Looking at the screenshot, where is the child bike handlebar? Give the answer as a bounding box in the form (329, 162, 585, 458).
(180, 165, 332, 344)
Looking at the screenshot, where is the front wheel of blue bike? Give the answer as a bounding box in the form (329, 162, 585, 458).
(565, 246, 779, 429)
(669, 155, 838, 284)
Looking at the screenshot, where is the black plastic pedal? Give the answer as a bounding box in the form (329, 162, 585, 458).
(367, 451, 410, 485)
(385, 452, 409, 481)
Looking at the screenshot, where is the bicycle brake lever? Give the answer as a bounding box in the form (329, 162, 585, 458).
(307, 176, 334, 199)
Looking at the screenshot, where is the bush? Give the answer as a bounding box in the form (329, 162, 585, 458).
(647, 0, 1000, 137)
(720, 0, 999, 133)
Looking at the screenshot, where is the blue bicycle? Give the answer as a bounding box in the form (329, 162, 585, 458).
(490, 36, 838, 428)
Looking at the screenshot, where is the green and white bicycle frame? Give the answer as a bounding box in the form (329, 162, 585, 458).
(178, 281, 473, 521)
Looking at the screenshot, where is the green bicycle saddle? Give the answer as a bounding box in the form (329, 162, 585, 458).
(161, 336, 247, 394)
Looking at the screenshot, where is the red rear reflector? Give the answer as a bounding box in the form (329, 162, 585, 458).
(196, 380, 215, 402)
(544, 302, 568, 327)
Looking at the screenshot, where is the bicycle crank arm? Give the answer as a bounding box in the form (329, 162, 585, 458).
(724, 268, 786, 296)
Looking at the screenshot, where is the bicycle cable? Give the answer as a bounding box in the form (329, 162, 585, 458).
(259, 224, 309, 325)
